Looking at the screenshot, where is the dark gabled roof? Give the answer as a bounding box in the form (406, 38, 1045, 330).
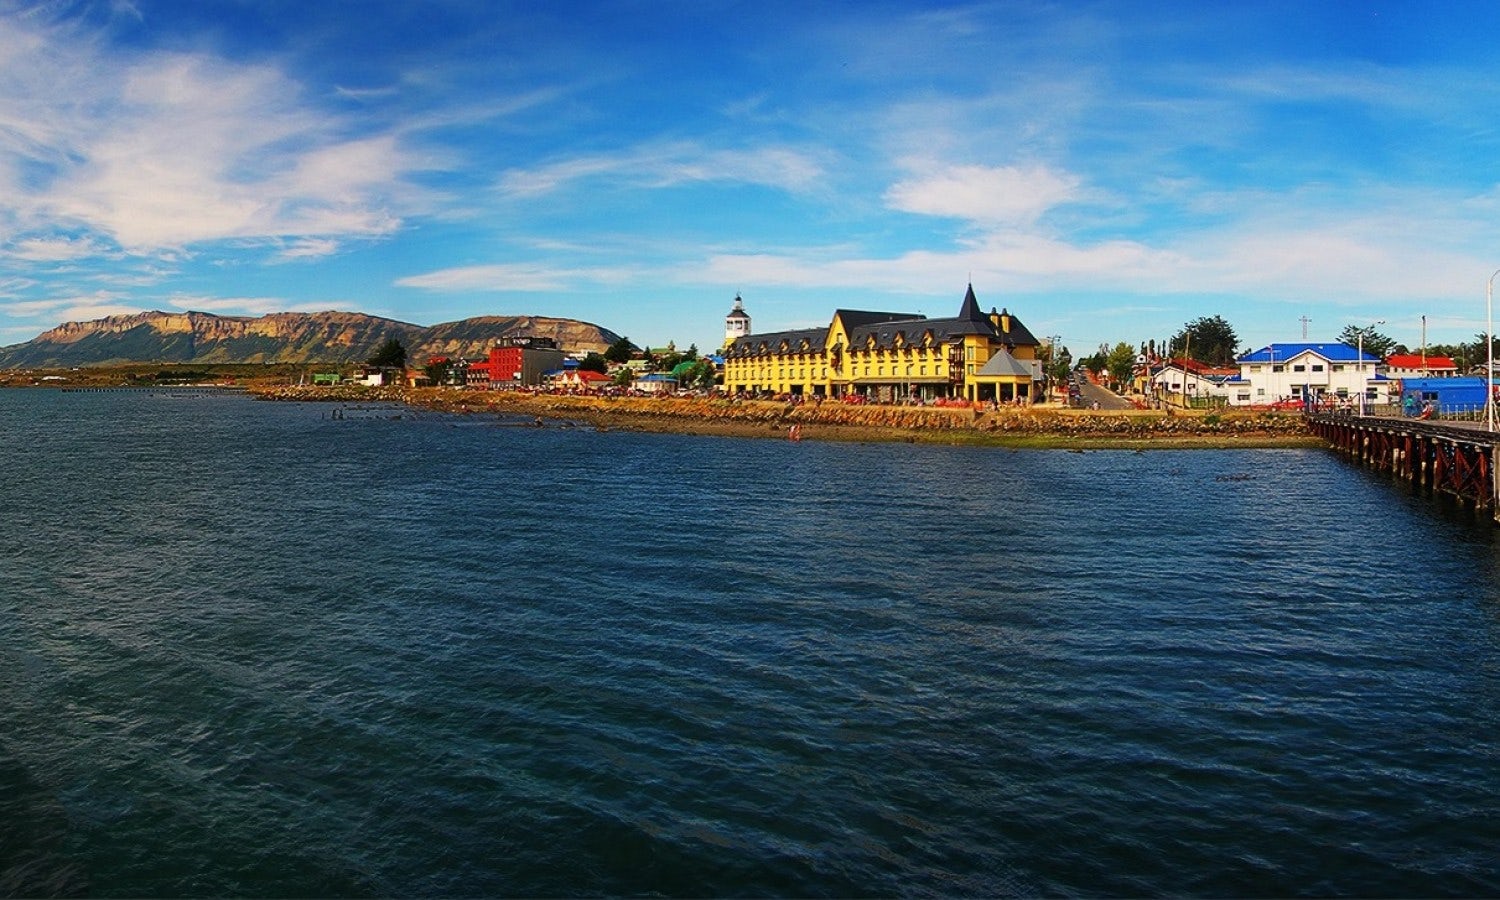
(724, 285, 1040, 355)
(851, 315, 985, 349)
(727, 325, 827, 356)
(989, 307, 1039, 347)
(832, 309, 924, 331)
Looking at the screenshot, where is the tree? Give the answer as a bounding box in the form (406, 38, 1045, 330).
(680, 358, 717, 390)
(424, 359, 452, 385)
(578, 352, 608, 374)
(1043, 341, 1073, 387)
(1106, 341, 1137, 390)
(1169, 316, 1240, 366)
(1337, 324, 1395, 360)
(367, 336, 407, 369)
(1079, 348, 1107, 377)
(603, 336, 637, 364)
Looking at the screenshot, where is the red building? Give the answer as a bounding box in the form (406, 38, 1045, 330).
(466, 336, 565, 387)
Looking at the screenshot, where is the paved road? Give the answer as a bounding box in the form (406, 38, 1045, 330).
(1075, 377, 1135, 411)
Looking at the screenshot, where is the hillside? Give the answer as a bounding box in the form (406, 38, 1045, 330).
(0, 310, 623, 368)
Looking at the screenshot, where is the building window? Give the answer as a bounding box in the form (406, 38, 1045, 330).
(1332, 365, 1344, 372)
(1293, 364, 1305, 372)
(1312, 364, 1324, 372)
(1273, 365, 1285, 373)
(1238, 392, 1251, 401)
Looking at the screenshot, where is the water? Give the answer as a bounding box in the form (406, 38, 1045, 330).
(2, 389, 1498, 897)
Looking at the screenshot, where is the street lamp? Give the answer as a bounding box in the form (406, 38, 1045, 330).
(1488, 269, 1499, 431)
(1356, 319, 1384, 416)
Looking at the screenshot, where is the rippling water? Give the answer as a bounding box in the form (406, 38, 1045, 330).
(3, 389, 1499, 896)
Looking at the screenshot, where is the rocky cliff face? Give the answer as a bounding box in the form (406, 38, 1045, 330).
(0, 310, 623, 368)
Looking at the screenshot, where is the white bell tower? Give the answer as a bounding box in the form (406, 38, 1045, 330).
(723, 294, 750, 348)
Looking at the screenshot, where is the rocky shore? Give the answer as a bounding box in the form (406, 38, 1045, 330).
(251, 385, 1320, 449)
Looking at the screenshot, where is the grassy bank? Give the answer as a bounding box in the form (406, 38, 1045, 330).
(252, 385, 1321, 449)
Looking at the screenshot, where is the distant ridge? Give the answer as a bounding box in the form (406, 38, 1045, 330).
(0, 310, 624, 368)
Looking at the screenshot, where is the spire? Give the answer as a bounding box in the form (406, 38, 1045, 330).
(958, 283, 985, 321)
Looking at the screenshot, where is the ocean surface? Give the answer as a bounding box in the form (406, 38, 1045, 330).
(2, 388, 1498, 897)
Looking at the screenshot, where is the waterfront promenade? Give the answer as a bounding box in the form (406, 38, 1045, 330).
(252, 385, 1318, 448)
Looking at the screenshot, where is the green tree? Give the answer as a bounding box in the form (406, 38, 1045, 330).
(1170, 316, 1240, 366)
(1106, 341, 1137, 389)
(603, 336, 637, 364)
(367, 336, 407, 369)
(424, 359, 452, 385)
(1043, 341, 1073, 387)
(1338, 324, 1395, 360)
(578, 352, 608, 374)
(1079, 347, 1107, 377)
(682, 358, 717, 390)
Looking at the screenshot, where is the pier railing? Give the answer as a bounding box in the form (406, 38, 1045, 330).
(1307, 412, 1500, 521)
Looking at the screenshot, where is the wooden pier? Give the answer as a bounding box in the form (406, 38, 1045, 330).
(1307, 413, 1500, 520)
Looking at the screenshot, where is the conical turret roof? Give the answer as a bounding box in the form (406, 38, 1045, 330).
(957, 283, 986, 322)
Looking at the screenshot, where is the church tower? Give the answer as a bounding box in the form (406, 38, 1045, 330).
(723, 294, 750, 349)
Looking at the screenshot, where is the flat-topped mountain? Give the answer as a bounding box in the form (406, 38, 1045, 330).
(0, 310, 623, 368)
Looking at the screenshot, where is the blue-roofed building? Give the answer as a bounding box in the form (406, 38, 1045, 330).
(1225, 342, 1388, 407)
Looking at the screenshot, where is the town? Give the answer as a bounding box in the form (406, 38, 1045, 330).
(331, 285, 1495, 423)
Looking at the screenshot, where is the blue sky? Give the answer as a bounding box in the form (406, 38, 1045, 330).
(3, 0, 1500, 358)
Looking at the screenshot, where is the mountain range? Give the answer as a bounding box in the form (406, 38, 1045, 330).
(0, 311, 624, 368)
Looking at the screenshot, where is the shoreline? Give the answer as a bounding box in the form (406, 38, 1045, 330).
(250, 385, 1324, 450)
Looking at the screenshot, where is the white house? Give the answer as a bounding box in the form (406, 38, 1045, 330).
(1149, 358, 1235, 404)
(1225, 343, 1387, 407)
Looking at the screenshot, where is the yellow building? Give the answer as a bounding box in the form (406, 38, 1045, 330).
(721, 285, 1042, 403)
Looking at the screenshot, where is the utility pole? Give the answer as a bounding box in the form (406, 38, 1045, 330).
(1181, 332, 1190, 409)
(1299, 316, 1312, 340)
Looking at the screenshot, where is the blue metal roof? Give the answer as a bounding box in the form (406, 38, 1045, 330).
(1237, 342, 1376, 364)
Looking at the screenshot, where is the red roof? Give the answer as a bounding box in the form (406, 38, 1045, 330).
(1386, 354, 1456, 369)
(570, 369, 612, 382)
(1163, 357, 1224, 376)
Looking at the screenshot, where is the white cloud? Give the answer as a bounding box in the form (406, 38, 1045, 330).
(885, 163, 1081, 225)
(274, 238, 341, 262)
(7, 235, 113, 261)
(396, 264, 570, 292)
(0, 276, 38, 296)
(2, 298, 70, 317)
(0, 16, 420, 253)
(16, 291, 145, 323)
(496, 142, 826, 199)
(165, 294, 292, 315)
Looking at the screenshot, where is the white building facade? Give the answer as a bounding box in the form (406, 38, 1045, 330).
(1225, 343, 1388, 407)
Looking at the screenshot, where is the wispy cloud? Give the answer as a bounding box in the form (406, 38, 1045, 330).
(165, 294, 297, 315)
(496, 142, 826, 199)
(0, 16, 421, 254)
(6, 235, 114, 261)
(4, 290, 144, 324)
(885, 163, 1082, 225)
(273, 238, 341, 262)
(396, 264, 572, 292)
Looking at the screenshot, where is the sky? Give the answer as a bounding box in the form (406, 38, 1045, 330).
(3, 0, 1500, 359)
